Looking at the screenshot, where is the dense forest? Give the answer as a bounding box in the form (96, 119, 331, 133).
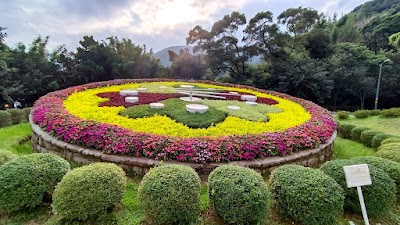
(0, 0, 399, 110)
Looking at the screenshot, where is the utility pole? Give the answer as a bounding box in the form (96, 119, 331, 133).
(374, 59, 390, 110)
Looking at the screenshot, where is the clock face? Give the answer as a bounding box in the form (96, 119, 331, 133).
(32, 80, 336, 162)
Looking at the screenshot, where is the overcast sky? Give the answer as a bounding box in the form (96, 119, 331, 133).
(0, 0, 369, 53)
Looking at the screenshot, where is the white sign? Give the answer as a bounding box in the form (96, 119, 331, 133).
(343, 164, 372, 188)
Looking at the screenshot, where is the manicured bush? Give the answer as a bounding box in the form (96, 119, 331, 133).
(381, 137, 400, 145)
(350, 127, 370, 142)
(360, 130, 382, 147)
(320, 160, 396, 217)
(353, 110, 370, 119)
(0, 110, 12, 128)
(0, 150, 17, 166)
(338, 124, 356, 139)
(351, 156, 400, 193)
(337, 111, 350, 119)
(209, 165, 270, 225)
(368, 109, 381, 116)
(378, 143, 400, 152)
(7, 108, 25, 124)
(269, 165, 344, 225)
(0, 153, 70, 213)
(375, 143, 400, 163)
(138, 164, 201, 225)
(22, 107, 32, 121)
(381, 108, 400, 118)
(371, 133, 394, 148)
(52, 163, 126, 221)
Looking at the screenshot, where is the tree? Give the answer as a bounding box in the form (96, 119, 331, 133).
(305, 28, 332, 59)
(277, 7, 320, 55)
(168, 48, 206, 79)
(389, 32, 400, 50)
(0, 27, 6, 45)
(187, 11, 251, 82)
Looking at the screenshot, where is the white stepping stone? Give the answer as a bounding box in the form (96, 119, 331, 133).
(240, 94, 257, 102)
(137, 87, 147, 92)
(246, 101, 258, 106)
(186, 104, 209, 113)
(120, 90, 138, 96)
(125, 97, 139, 103)
(227, 106, 240, 110)
(150, 103, 164, 109)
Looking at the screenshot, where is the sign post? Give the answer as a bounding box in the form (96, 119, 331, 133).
(343, 164, 372, 225)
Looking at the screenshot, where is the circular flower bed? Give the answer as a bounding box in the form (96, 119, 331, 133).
(31, 79, 336, 163)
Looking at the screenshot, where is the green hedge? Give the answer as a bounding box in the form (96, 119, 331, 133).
(269, 165, 344, 225)
(360, 130, 382, 147)
(7, 108, 25, 124)
(354, 110, 370, 119)
(0, 153, 70, 213)
(320, 160, 396, 217)
(337, 111, 350, 119)
(371, 133, 394, 148)
(209, 165, 270, 225)
(350, 127, 370, 142)
(378, 143, 400, 152)
(368, 109, 381, 116)
(0, 110, 12, 128)
(375, 143, 400, 163)
(52, 163, 126, 221)
(0, 150, 17, 166)
(381, 108, 400, 118)
(338, 124, 356, 139)
(138, 164, 201, 225)
(351, 156, 400, 193)
(381, 137, 400, 145)
(22, 107, 32, 121)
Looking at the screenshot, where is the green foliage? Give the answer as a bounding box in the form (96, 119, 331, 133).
(333, 137, 374, 160)
(0, 150, 17, 166)
(354, 110, 370, 118)
(208, 165, 270, 225)
(22, 107, 31, 121)
(381, 137, 400, 145)
(269, 165, 344, 225)
(138, 164, 201, 225)
(360, 130, 383, 147)
(376, 143, 400, 163)
(305, 28, 332, 59)
(381, 108, 400, 118)
(351, 156, 400, 193)
(368, 109, 381, 116)
(168, 48, 206, 79)
(52, 163, 126, 221)
(337, 111, 350, 119)
(338, 124, 356, 139)
(371, 133, 394, 148)
(351, 127, 370, 142)
(0, 153, 70, 213)
(0, 110, 12, 128)
(120, 98, 227, 128)
(7, 108, 25, 124)
(320, 160, 396, 217)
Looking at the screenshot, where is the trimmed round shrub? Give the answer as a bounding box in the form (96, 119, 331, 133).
(378, 143, 400, 152)
(337, 111, 350, 119)
(350, 127, 370, 142)
(338, 124, 356, 139)
(138, 164, 201, 225)
(351, 156, 400, 193)
(52, 163, 126, 221)
(7, 108, 25, 124)
(269, 165, 344, 225)
(22, 107, 32, 121)
(0, 150, 17, 166)
(360, 130, 382, 147)
(353, 110, 370, 119)
(381, 137, 400, 145)
(320, 160, 396, 217)
(376, 150, 400, 164)
(0, 110, 12, 128)
(381, 108, 400, 118)
(0, 153, 70, 213)
(371, 133, 394, 148)
(208, 165, 270, 225)
(368, 109, 381, 116)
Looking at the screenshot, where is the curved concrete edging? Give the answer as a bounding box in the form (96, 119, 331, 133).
(30, 116, 336, 176)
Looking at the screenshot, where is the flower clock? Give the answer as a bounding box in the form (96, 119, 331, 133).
(32, 79, 336, 163)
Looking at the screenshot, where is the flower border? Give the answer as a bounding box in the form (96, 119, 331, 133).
(32, 79, 337, 162)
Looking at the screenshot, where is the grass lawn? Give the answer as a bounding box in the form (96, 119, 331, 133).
(333, 137, 375, 159)
(0, 123, 32, 155)
(337, 115, 400, 136)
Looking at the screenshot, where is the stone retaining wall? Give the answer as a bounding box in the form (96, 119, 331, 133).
(30, 117, 336, 176)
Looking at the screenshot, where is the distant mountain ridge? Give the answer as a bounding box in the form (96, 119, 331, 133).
(153, 46, 194, 67)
